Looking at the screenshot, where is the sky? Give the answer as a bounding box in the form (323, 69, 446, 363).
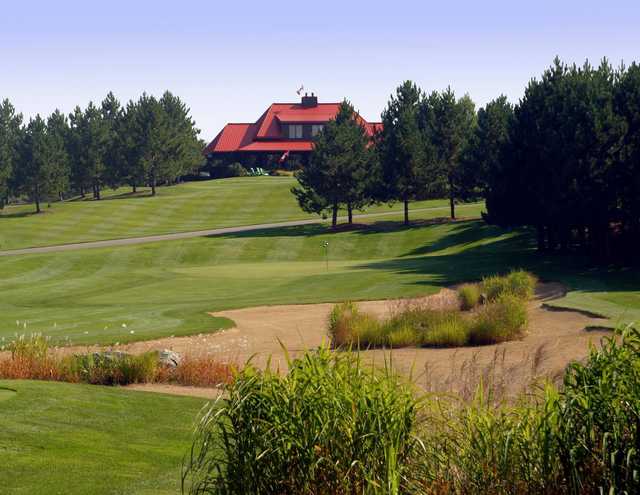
(1, 0, 639, 141)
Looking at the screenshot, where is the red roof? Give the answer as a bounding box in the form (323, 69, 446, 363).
(204, 99, 381, 155)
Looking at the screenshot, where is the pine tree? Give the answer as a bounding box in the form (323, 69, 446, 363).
(68, 103, 109, 199)
(101, 92, 124, 189)
(0, 99, 23, 208)
(292, 100, 375, 227)
(159, 91, 202, 183)
(46, 110, 71, 201)
(378, 81, 426, 225)
(422, 88, 477, 219)
(15, 116, 62, 212)
(464, 95, 514, 197)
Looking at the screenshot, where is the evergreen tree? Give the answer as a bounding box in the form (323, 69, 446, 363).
(378, 81, 426, 225)
(15, 116, 62, 212)
(101, 92, 124, 189)
(292, 100, 376, 227)
(422, 88, 477, 219)
(159, 91, 202, 183)
(68, 103, 109, 199)
(462, 96, 514, 197)
(614, 62, 640, 248)
(46, 110, 71, 201)
(133, 94, 172, 196)
(0, 99, 23, 208)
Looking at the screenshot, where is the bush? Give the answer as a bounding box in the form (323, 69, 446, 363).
(328, 301, 382, 347)
(165, 355, 236, 387)
(421, 314, 470, 347)
(182, 347, 421, 494)
(65, 351, 158, 385)
(481, 270, 537, 302)
(555, 325, 640, 494)
(458, 284, 481, 310)
(469, 293, 528, 345)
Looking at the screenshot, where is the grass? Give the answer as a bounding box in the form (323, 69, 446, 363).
(183, 347, 420, 494)
(458, 283, 481, 310)
(0, 333, 236, 387)
(469, 293, 528, 344)
(0, 219, 638, 345)
(0, 176, 481, 251)
(329, 276, 530, 349)
(184, 327, 640, 493)
(0, 379, 208, 494)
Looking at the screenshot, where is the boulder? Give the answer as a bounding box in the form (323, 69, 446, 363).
(158, 349, 182, 368)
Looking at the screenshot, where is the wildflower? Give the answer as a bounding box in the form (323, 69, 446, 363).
(130, 330, 135, 334)
(121, 323, 127, 328)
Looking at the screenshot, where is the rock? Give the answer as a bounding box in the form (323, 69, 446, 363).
(158, 350, 182, 368)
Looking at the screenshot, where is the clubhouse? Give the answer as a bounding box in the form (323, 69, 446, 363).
(203, 94, 382, 163)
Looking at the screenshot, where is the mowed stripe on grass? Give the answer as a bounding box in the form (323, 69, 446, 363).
(0, 380, 207, 495)
(1, 217, 637, 346)
(0, 176, 460, 250)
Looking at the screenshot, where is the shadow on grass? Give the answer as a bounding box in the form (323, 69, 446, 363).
(0, 209, 40, 219)
(68, 190, 154, 202)
(209, 216, 476, 241)
(355, 233, 640, 300)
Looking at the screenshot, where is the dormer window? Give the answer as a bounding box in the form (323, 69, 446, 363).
(288, 124, 303, 139)
(311, 124, 324, 137)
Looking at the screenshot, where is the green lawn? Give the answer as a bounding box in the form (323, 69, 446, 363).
(1, 218, 637, 346)
(0, 177, 472, 251)
(0, 380, 208, 494)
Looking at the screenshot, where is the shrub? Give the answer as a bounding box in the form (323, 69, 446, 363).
(505, 269, 538, 300)
(458, 284, 481, 310)
(328, 301, 382, 347)
(6, 333, 50, 361)
(63, 352, 158, 385)
(421, 314, 470, 347)
(555, 325, 640, 494)
(165, 355, 236, 387)
(481, 270, 537, 302)
(182, 347, 421, 494)
(469, 294, 528, 345)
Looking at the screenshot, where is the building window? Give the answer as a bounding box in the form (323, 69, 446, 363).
(311, 124, 324, 137)
(288, 124, 303, 139)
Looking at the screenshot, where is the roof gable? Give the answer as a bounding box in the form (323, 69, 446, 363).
(204, 99, 382, 155)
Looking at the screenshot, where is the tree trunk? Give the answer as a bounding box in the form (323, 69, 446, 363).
(347, 203, 353, 224)
(449, 194, 455, 220)
(331, 202, 338, 228)
(132, 184, 137, 193)
(449, 175, 456, 219)
(34, 184, 41, 213)
(403, 196, 409, 226)
(151, 174, 157, 196)
(95, 183, 101, 200)
(80, 186, 85, 198)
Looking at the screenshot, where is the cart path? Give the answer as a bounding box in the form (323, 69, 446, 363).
(0, 205, 478, 256)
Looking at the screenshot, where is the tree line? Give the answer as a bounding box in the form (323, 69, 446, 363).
(0, 91, 202, 212)
(294, 57, 640, 261)
(293, 85, 477, 226)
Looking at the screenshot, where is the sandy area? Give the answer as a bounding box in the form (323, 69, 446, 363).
(77, 282, 612, 399)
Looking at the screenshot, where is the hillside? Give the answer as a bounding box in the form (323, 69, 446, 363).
(0, 177, 478, 251)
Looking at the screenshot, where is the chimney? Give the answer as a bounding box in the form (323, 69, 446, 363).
(301, 92, 318, 107)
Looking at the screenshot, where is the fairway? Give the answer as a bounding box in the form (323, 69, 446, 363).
(1, 218, 638, 346)
(0, 177, 470, 251)
(0, 380, 208, 495)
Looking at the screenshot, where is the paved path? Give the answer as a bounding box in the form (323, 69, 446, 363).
(0, 205, 473, 257)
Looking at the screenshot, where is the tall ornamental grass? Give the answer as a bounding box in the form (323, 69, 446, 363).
(184, 325, 640, 494)
(182, 347, 421, 495)
(481, 269, 538, 302)
(469, 293, 528, 345)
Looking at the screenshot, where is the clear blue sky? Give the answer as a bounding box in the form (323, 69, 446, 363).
(2, 0, 639, 141)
